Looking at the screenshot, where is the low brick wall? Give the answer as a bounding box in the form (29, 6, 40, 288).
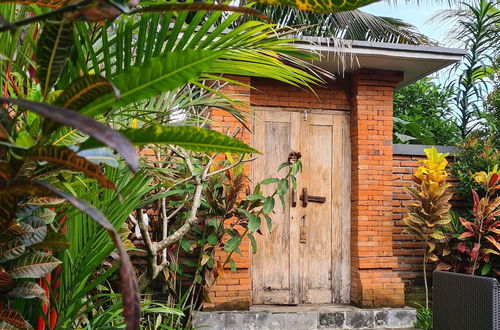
(392, 144, 463, 306)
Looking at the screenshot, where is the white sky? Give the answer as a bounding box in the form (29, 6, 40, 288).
(362, 1, 457, 45)
(362, 1, 464, 83)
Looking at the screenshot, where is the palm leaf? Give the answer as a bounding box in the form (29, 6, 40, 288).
(80, 126, 258, 154)
(80, 49, 224, 117)
(31, 231, 70, 252)
(256, 0, 377, 13)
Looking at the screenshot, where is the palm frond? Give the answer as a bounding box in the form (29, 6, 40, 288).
(253, 5, 432, 44)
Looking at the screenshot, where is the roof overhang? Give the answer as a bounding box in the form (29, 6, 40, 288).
(297, 39, 467, 88)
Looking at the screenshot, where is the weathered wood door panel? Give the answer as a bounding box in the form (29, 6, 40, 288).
(252, 108, 351, 305)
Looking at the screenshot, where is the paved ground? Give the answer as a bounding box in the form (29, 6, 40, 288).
(193, 304, 417, 329)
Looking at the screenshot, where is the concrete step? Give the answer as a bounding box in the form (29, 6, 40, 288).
(193, 305, 417, 329)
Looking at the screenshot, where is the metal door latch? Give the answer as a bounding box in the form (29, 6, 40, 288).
(299, 188, 326, 207)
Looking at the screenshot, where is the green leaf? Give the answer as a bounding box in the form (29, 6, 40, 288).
(15, 132, 35, 148)
(37, 21, 74, 97)
(31, 232, 70, 252)
(277, 179, 289, 196)
(32, 208, 56, 225)
(248, 232, 257, 254)
(20, 216, 46, 247)
(229, 258, 236, 272)
(262, 197, 275, 214)
(260, 178, 279, 185)
(9, 281, 47, 301)
(80, 126, 257, 154)
(246, 194, 264, 201)
(481, 262, 492, 276)
(180, 237, 191, 252)
(7, 251, 61, 279)
(81, 50, 224, 117)
(248, 215, 261, 232)
(77, 148, 119, 168)
(224, 237, 241, 252)
(277, 162, 289, 171)
(264, 214, 272, 233)
(0, 238, 25, 262)
(207, 218, 219, 229)
(0, 98, 138, 172)
(207, 234, 218, 246)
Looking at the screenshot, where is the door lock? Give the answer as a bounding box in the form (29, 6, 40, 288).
(299, 188, 326, 207)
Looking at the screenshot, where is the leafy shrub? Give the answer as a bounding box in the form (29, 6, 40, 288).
(403, 147, 453, 308)
(393, 78, 459, 146)
(451, 135, 500, 199)
(439, 166, 500, 276)
(413, 302, 433, 330)
(0, 206, 67, 328)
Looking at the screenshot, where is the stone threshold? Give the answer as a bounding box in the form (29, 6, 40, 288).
(193, 304, 417, 329)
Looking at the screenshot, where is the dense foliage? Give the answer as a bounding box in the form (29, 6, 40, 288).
(393, 78, 459, 145)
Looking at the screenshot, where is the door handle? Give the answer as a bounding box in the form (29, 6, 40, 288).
(291, 188, 297, 207)
(300, 188, 326, 207)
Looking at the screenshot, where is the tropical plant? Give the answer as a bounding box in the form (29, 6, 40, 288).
(413, 302, 433, 330)
(450, 166, 499, 276)
(403, 146, 454, 309)
(252, 4, 431, 44)
(0, 206, 66, 329)
(393, 78, 460, 145)
(128, 152, 301, 328)
(451, 134, 500, 199)
(433, 0, 500, 139)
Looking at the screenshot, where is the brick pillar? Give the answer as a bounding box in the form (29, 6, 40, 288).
(349, 69, 405, 307)
(205, 76, 253, 310)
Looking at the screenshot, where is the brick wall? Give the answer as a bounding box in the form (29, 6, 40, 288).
(206, 70, 431, 309)
(392, 150, 463, 306)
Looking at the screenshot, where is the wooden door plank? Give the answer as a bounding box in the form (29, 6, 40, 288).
(251, 109, 293, 304)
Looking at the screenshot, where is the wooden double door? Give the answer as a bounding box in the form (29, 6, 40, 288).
(251, 107, 351, 305)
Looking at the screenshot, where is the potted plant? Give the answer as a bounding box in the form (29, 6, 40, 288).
(433, 166, 500, 330)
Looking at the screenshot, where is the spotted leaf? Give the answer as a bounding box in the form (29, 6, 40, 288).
(6, 251, 61, 279)
(27, 146, 117, 192)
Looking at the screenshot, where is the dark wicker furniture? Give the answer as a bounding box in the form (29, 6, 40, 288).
(433, 270, 500, 330)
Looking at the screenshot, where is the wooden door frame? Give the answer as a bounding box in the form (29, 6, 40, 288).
(250, 106, 352, 305)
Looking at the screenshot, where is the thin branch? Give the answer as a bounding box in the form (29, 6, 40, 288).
(135, 208, 156, 256)
(206, 156, 256, 178)
(154, 182, 204, 252)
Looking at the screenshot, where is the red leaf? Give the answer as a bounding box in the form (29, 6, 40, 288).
(459, 217, 476, 232)
(457, 242, 467, 253)
(489, 173, 499, 188)
(459, 231, 475, 239)
(470, 243, 481, 259)
(472, 190, 480, 216)
(485, 235, 500, 251)
(436, 262, 452, 271)
(0, 309, 28, 329)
